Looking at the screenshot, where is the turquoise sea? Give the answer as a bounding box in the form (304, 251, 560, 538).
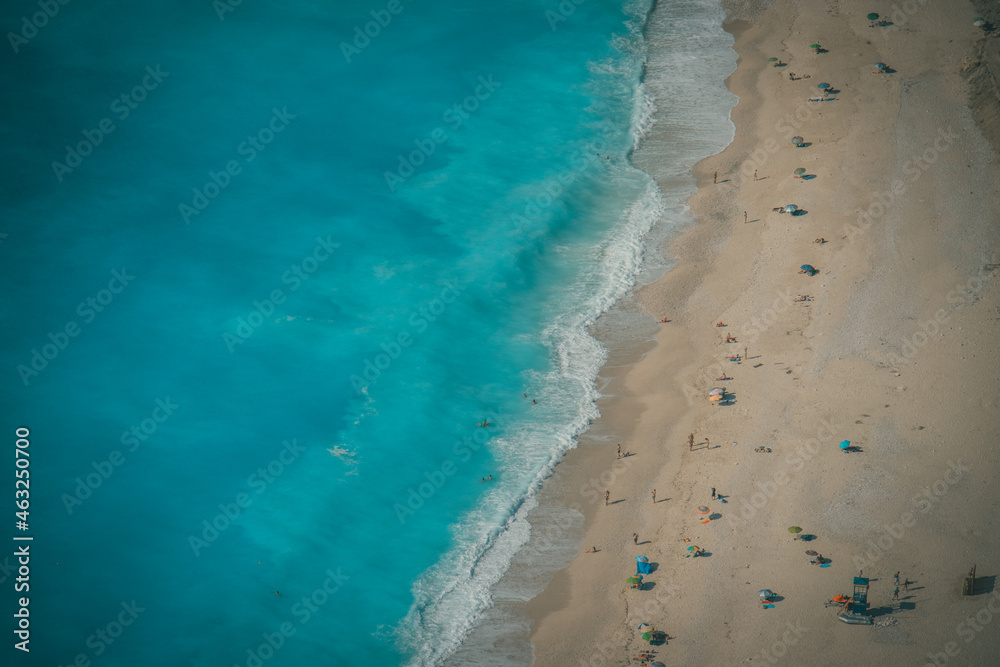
(0, 0, 734, 664)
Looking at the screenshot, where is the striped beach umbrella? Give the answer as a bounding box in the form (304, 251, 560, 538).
(791, 136, 805, 146)
(696, 506, 710, 514)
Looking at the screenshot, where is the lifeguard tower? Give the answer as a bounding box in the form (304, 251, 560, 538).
(838, 577, 873, 625)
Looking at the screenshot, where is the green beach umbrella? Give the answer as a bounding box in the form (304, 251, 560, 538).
(867, 13, 879, 21)
(642, 632, 654, 641)
(788, 526, 803, 537)
(794, 168, 806, 176)
(768, 57, 778, 62)
(627, 576, 642, 585)
(810, 44, 822, 51)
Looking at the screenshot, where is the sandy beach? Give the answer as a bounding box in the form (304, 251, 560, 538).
(528, 0, 1000, 664)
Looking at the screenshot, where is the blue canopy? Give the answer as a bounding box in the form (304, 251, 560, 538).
(840, 440, 851, 449)
(817, 83, 831, 89)
(636, 556, 652, 574)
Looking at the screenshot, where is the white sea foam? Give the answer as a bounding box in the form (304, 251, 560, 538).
(397, 1, 737, 664)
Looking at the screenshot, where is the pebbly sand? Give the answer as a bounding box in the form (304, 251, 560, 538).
(526, 0, 1000, 664)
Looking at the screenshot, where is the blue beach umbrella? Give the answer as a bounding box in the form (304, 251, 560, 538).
(817, 83, 831, 89)
(800, 264, 816, 275)
(875, 62, 887, 70)
(791, 136, 804, 145)
(840, 440, 851, 450)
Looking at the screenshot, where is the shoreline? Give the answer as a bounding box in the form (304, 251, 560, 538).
(527, 0, 1000, 664)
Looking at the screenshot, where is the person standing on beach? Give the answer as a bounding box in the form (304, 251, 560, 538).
(753, 169, 758, 181)
(617, 443, 621, 457)
(706, 438, 710, 448)
(605, 490, 610, 506)
(711, 487, 716, 499)
(894, 572, 900, 585)
(652, 489, 656, 503)
(713, 171, 717, 184)
(744, 210, 748, 223)
(633, 533, 638, 545)
(893, 587, 899, 600)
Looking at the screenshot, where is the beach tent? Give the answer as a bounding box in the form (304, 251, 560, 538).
(636, 556, 652, 575)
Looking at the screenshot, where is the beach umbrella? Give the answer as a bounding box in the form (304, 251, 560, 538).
(806, 550, 818, 556)
(696, 505, 710, 514)
(759, 589, 774, 600)
(791, 136, 804, 146)
(794, 168, 806, 176)
(867, 13, 879, 20)
(784, 204, 798, 213)
(686, 545, 698, 551)
(817, 83, 831, 90)
(788, 526, 802, 536)
(768, 57, 778, 62)
(810, 44, 822, 51)
(637, 623, 651, 632)
(627, 576, 643, 585)
(875, 62, 887, 70)
(641, 632, 654, 641)
(708, 387, 725, 396)
(973, 18, 985, 28)
(709, 394, 723, 402)
(840, 440, 851, 450)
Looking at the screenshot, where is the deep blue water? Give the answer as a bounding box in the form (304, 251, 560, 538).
(0, 0, 734, 664)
